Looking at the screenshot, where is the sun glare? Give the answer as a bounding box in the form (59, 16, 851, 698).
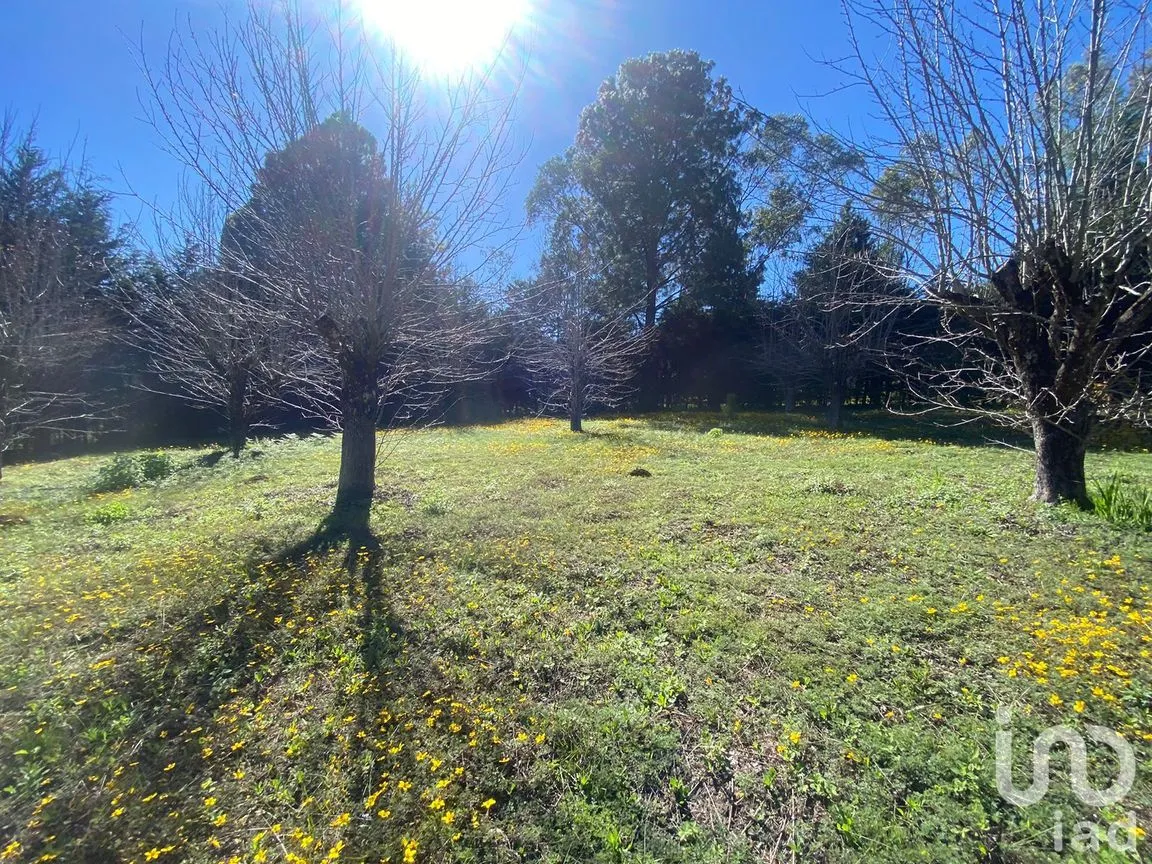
(356, 0, 530, 75)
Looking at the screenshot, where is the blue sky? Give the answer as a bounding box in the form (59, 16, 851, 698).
(2, 0, 863, 272)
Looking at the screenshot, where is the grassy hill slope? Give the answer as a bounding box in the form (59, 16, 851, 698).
(1, 414, 1149, 863)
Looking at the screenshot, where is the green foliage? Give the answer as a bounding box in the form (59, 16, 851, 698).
(0, 125, 120, 456)
(1, 419, 1148, 863)
(90, 453, 144, 493)
(419, 494, 450, 516)
(1092, 473, 1152, 530)
(87, 501, 131, 525)
(90, 451, 175, 493)
(138, 451, 176, 482)
(528, 50, 757, 325)
(745, 113, 863, 256)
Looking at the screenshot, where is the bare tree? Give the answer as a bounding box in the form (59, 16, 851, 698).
(841, 0, 1152, 506)
(758, 299, 815, 413)
(118, 230, 314, 458)
(0, 120, 116, 477)
(760, 206, 908, 426)
(140, 1, 520, 526)
(514, 226, 649, 432)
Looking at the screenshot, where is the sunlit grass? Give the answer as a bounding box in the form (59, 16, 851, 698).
(0, 415, 1149, 862)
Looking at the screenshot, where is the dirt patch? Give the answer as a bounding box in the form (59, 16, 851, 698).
(808, 479, 857, 496)
(373, 486, 419, 510)
(660, 518, 750, 543)
(584, 509, 624, 523)
(0, 514, 29, 528)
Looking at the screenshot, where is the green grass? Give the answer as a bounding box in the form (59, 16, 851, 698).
(0, 414, 1150, 863)
(1092, 473, 1152, 532)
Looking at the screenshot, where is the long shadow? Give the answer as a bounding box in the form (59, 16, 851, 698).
(42, 535, 341, 860)
(275, 498, 378, 566)
(637, 409, 1037, 449)
(16, 484, 448, 862)
(193, 449, 229, 468)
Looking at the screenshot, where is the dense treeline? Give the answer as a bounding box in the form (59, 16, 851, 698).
(0, 107, 920, 464)
(2, 0, 1150, 512)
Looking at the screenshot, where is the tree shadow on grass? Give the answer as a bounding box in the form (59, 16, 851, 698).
(29, 497, 425, 862)
(192, 449, 229, 468)
(275, 497, 377, 565)
(637, 409, 1036, 449)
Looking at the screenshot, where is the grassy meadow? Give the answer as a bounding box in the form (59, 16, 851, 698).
(0, 413, 1150, 863)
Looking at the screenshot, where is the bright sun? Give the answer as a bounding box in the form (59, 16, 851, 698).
(356, 0, 531, 75)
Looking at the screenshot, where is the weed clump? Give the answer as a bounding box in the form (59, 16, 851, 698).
(138, 451, 176, 482)
(90, 451, 176, 493)
(88, 501, 131, 525)
(1092, 473, 1152, 530)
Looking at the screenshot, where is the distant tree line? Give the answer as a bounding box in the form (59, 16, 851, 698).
(1, 0, 1148, 511)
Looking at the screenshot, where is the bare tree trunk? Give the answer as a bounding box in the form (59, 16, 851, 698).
(838, 0, 1152, 507)
(783, 385, 795, 414)
(825, 379, 844, 429)
(334, 354, 380, 517)
(569, 376, 583, 432)
(1031, 413, 1091, 508)
(228, 369, 249, 458)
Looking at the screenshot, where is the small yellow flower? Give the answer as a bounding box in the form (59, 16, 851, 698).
(330, 812, 351, 828)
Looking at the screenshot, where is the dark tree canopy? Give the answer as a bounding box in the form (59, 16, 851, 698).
(0, 125, 119, 474)
(528, 50, 758, 329)
(783, 205, 909, 428)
